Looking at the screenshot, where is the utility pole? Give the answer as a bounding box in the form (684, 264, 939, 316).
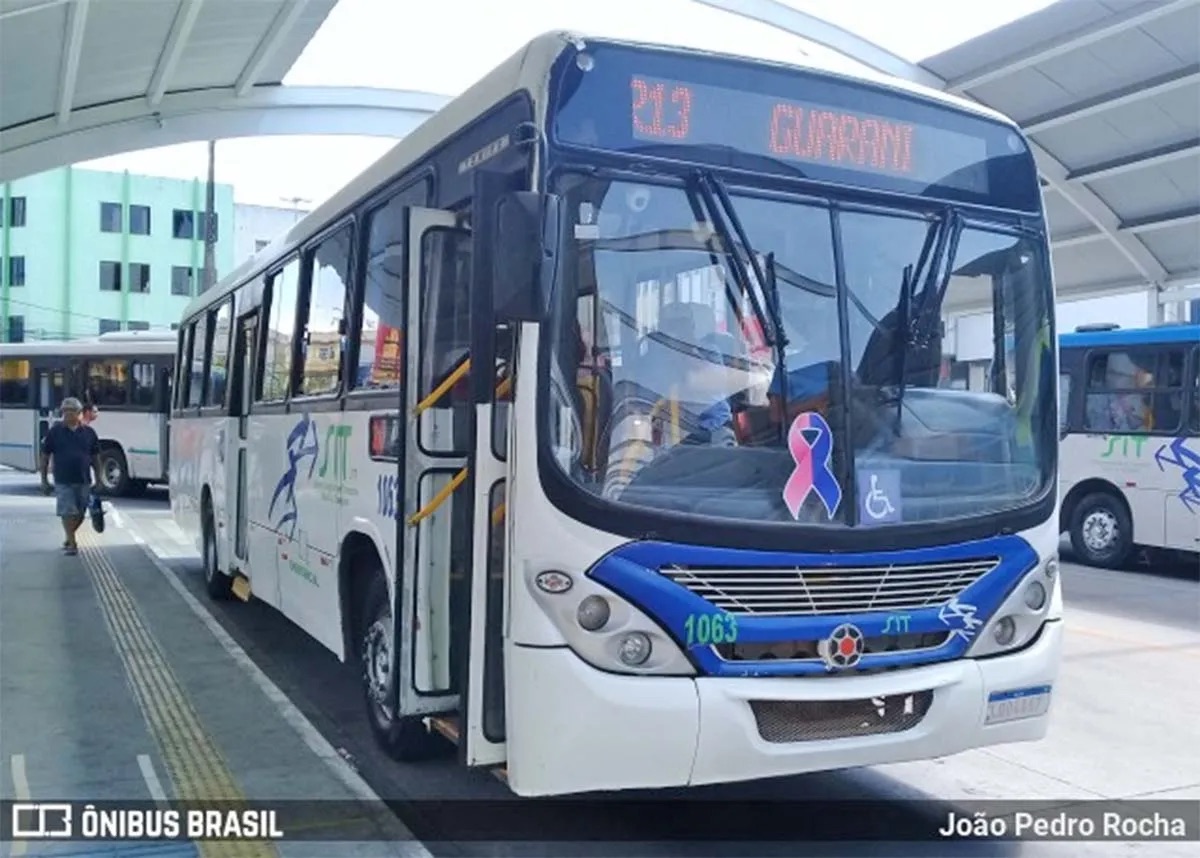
(202, 140, 217, 292)
(280, 195, 311, 224)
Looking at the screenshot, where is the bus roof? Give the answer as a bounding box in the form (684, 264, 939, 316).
(1060, 323, 1200, 350)
(0, 336, 176, 357)
(183, 31, 1020, 323)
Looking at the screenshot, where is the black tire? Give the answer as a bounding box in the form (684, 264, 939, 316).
(1069, 491, 1133, 569)
(202, 509, 233, 600)
(358, 570, 445, 761)
(96, 446, 130, 497)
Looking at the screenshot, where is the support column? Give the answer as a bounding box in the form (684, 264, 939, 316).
(190, 179, 201, 296)
(120, 169, 131, 329)
(1147, 285, 1166, 325)
(1, 181, 10, 342)
(63, 167, 73, 339)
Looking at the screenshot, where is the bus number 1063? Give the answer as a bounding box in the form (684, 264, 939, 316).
(684, 612, 739, 647)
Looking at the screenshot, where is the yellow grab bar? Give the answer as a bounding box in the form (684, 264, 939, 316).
(413, 359, 471, 416)
(408, 467, 469, 526)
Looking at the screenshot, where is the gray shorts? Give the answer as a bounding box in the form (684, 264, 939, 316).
(54, 483, 90, 518)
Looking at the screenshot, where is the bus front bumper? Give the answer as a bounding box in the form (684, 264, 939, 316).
(504, 619, 1063, 796)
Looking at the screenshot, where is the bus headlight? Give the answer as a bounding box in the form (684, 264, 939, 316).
(527, 570, 695, 676)
(967, 556, 1059, 658)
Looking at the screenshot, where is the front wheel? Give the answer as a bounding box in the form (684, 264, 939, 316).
(202, 512, 233, 600)
(359, 571, 444, 761)
(95, 446, 130, 496)
(1069, 491, 1133, 569)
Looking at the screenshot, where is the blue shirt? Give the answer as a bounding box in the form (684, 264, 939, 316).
(41, 422, 99, 485)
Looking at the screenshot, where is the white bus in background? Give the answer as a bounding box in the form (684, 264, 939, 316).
(170, 32, 1062, 797)
(1058, 323, 1200, 567)
(0, 331, 176, 495)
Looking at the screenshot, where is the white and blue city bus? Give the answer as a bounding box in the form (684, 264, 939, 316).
(171, 32, 1063, 797)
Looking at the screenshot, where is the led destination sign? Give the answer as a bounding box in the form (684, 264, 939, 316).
(549, 42, 1042, 210)
(628, 74, 987, 187)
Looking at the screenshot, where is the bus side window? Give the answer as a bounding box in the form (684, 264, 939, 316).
(1192, 347, 1200, 433)
(1057, 371, 1071, 436)
(299, 224, 353, 397)
(130, 361, 156, 408)
(207, 300, 233, 408)
(188, 315, 208, 408)
(419, 227, 473, 453)
(355, 183, 428, 391)
(87, 358, 130, 408)
(176, 323, 193, 410)
(0, 359, 31, 407)
(260, 259, 301, 402)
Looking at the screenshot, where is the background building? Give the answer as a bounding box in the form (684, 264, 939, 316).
(0, 167, 235, 342)
(233, 201, 310, 268)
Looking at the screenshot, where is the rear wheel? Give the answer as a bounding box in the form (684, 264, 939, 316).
(202, 509, 233, 600)
(358, 570, 444, 761)
(96, 446, 130, 496)
(1069, 491, 1133, 569)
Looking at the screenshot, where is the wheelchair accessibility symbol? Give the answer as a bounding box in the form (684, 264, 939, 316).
(857, 470, 901, 524)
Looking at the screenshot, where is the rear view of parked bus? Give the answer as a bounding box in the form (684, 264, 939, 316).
(1058, 323, 1200, 568)
(170, 33, 1062, 797)
(0, 331, 175, 496)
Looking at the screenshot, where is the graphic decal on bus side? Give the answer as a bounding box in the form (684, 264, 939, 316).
(1154, 437, 1200, 513)
(314, 424, 357, 505)
(270, 414, 320, 538)
(782, 411, 841, 519)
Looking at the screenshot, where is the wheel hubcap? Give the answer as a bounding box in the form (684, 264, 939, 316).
(101, 457, 121, 489)
(1082, 510, 1118, 553)
(363, 618, 394, 716)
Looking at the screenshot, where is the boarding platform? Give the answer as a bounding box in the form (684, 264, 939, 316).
(0, 471, 419, 857)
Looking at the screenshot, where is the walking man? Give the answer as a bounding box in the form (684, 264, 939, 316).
(39, 397, 101, 556)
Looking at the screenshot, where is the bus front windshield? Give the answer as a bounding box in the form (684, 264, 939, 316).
(543, 172, 1056, 530)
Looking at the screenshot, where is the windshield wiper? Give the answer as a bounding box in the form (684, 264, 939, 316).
(693, 171, 790, 441)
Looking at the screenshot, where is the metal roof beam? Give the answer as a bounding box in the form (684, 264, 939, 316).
(694, 0, 944, 87)
(945, 0, 1199, 93)
(1125, 206, 1200, 234)
(1053, 206, 1200, 248)
(235, 0, 310, 97)
(55, 0, 89, 124)
(1069, 139, 1200, 182)
(0, 86, 448, 182)
(1022, 64, 1200, 134)
(147, 0, 204, 108)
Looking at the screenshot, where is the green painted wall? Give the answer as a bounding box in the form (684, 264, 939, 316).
(1, 166, 235, 341)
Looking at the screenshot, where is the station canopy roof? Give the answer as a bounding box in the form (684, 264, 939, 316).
(918, 0, 1200, 305)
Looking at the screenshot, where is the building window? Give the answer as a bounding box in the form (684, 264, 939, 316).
(100, 202, 123, 233)
(7, 256, 24, 287)
(129, 262, 151, 293)
(99, 260, 122, 291)
(130, 205, 151, 235)
(172, 209, 195, 239)
(128, 320, 150, 331)
(5, 316, 25, 343)
(99, 318, 121, 335)
(170, 322, 179, 331)
(171, 266, 194, 296)
(255, 239, 270, 252)
(4, 197, 26, 228)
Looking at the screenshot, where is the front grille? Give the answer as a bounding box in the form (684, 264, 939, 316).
(750, 692, 934, 743)
(716, 631, 949, 662)
(661, 557, 998, 616)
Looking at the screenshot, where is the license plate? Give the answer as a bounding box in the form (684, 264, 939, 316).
(985, 685, 1052, 724)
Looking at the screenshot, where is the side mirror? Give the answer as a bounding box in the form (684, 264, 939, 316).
(492, 191, 563, 323)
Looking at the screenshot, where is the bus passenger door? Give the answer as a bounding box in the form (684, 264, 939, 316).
(228, 311, 260, 573)
(35, 367, 66, 468)
(393, 208, 464, 719)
